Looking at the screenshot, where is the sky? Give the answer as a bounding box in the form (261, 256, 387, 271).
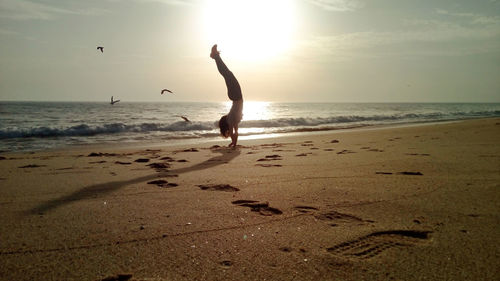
(0, 0, 499, 103)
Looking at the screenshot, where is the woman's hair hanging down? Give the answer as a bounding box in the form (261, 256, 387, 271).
(219, 115, 230, 138)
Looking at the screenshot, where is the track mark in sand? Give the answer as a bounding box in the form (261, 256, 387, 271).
(294, 206, 319, 213)
(255, 164, 282, 167)
(147, 162, 171, 172)
(327, 230, 432, 260)
(330, 139, 339, 143)
(89, 160, 107, 164)
(295, 206, 371, 225)
(100, 273, 133, 281)
(279, 246, 293, 252)
(260, 143, 285, 148)
(198, 184, 240, 192)
(399, 171, 423, 176)
(114, 161, 132, 165)
(376, 171, 423, 176)
(87, 152, 118, 157)
(147, 180, 178, 188)
(337, 150, 355, 155)
(55, 167, 73, 170)
(406, 153, 430, 156)
(18, 164, 46, 168)
(0, 156, 6, 160)
(160, 156, 176, 162)
(295, 153, 312, 157)
(232, 200, 258, 204)
(220, 260, 233, 268)
(134, 158, 150, 163)
(257, 154, 282, 161)
(315, 210, 364, 223)
(232, 201, 283, 216)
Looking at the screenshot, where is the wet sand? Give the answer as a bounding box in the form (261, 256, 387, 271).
(0, 118, 499, 281)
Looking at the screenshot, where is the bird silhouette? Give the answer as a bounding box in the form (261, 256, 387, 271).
(97, 46, 104, 53)
(161, 89, 173, 94)
(110, 96, 120, 105)
(176, 115, 191, 122)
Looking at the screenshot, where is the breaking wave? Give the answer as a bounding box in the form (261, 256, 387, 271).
(1, 110, 498, 140)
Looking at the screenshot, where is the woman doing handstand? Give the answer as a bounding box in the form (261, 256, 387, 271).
(210, 44, 243, 147)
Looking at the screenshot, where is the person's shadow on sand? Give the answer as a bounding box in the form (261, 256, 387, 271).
(28, 147, 241, 215)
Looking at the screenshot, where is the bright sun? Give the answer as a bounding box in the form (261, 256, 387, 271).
(202, 0, 295, 62)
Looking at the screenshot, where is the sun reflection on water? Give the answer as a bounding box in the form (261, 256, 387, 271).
(224, 101, 272, 136)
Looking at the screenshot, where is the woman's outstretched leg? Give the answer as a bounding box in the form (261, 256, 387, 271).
(211, 45, 242, 101)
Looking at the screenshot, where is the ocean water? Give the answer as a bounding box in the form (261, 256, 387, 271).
(0, 102, 499, 152)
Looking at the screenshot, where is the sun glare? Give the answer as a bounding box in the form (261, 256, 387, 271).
(202, 0, 295, 62)
(224, 101, 271, 120)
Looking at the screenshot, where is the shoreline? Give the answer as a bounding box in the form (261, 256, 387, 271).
(2, 116, 496, 156)
(0, 117, 499, 281)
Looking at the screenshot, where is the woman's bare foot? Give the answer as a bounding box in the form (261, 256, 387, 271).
(210, 44, 220, 59)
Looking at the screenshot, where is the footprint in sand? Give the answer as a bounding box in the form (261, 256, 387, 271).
(255, 164, 282, 167)
(327, 230, 432, 260)
(257, 154, 282, 161)
(375, 172, 393, 175)
(399, 171, 423, 176)
(294, 206, 319, 213)
(160, 156, 176, 162)
(88, 152, 117, 157)
(100, 274, 133, 281)
(147, 162, 171, 172)
(115, 161, 132, 165)
(368, 148, 384, 152)
(220, 260, 233, 268)
(18, 164, 46, 168)
(147, 179, 178, 188)
(134, 158, 150, 163)
(337, 150, 356, 155)
(294, 206, 371, 226)
(405, 153, 430, 156)
(197, 184, 240, 192)
(315, 210, 365, 223)
(232, 200, 283, 216)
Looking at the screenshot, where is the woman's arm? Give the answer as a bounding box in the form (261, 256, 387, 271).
(228, 125, 238, 147)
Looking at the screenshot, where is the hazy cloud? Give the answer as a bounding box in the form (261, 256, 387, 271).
(134, 0, 199, 5)
(306, 0, 363, 12)
(301, 16, 500, 61)
(0, 0, 109, 20)
(435, 9, 500, 25)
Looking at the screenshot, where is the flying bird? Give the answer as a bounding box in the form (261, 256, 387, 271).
(177, 115, 191, 122)
(97, 46, 104, 53)
(161, 89, 173, 94)
(110, 96, 120, 105)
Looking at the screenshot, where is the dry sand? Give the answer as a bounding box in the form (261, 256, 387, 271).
(0, 118, 499, 281)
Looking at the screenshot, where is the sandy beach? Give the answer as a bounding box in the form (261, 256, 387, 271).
(0, 118, 499, 281)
